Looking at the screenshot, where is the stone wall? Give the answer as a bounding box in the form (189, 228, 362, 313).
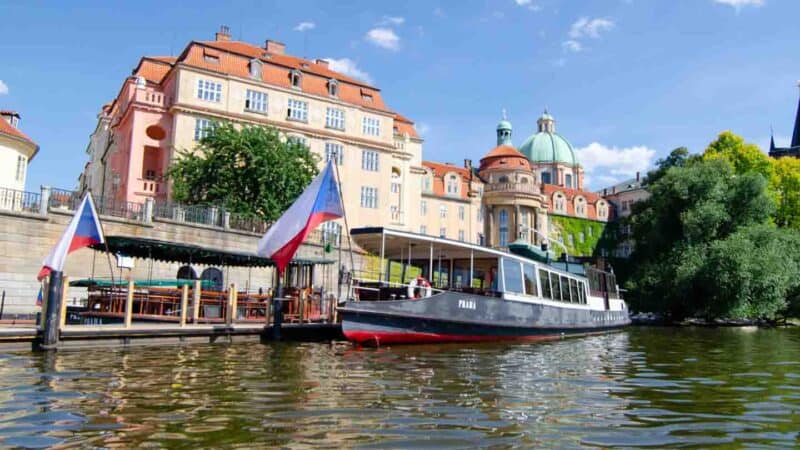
(0, 207, 366, 316)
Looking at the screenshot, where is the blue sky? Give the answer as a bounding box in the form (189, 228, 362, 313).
(2, 0, 799, 191)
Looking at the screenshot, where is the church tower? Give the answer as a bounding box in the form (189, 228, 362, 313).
(497, 117, 512, 146)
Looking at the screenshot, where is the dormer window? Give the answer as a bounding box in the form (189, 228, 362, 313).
(249, 58, 262, 79)
(290, 70, 302, 88)
(361, 89, 373, 102)
(446, 174, 460, 195)
(328, 79, 339, 97)
(203, 49, 220, 64)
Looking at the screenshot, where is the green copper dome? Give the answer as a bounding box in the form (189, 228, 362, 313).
(518, 110, 578, 166)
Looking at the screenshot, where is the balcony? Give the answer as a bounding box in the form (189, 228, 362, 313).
(389, 207, 404, 225)
(484, 182, 541, 195)
(139, 178, 162, 195)
(134, 89, 167, 108)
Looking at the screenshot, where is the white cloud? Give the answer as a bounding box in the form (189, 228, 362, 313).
(569, 17, 615, 39)
(562, 40, 583, 52)
(514, 0, 541, 11)
(378, 16, 405, 26)
(365, 28, 400, 51)
(323, 58, 373, 84)
(0, 80, 7, 95)
(713, 0, 764, 10)
(293, 21, 315, 32)
(575, 142, 657, 189)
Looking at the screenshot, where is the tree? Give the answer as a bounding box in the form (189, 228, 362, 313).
(644, 146, 694, 184)
(168, 123, 319, 221)
(703, 131, 773, 180)
(770, 156, 800, 229)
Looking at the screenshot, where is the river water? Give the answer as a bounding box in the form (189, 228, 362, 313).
(0, 327, 798, 448)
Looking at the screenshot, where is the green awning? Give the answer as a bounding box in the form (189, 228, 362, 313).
(70, 278, 216, 288)
(90, 235, 334, 268)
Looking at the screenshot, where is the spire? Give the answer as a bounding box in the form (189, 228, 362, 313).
(791, 81, 800, 148)
(496, 111, 512, 146)
(770, 128, 776, 153)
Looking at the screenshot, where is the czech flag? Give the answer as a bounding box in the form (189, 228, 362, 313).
(257, 161, 343, 274)
(37, 194, 105, 281)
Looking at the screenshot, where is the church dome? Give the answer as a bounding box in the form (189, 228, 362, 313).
(479, 145, 531, 171)
(518, 110, 578, 166)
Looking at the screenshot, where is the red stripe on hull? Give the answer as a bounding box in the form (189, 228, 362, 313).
(343, 330, 566, 346)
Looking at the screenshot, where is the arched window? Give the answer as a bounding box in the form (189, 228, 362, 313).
(575, 196, 586, 217)
(499, 209, 509, 247)
(554, 193, 566, 213)
(290, 70, 302, 88)
(177, 266, 196, 280)
(498, 175, 509, 184)
(597, 201, 608, 219)
(328, 78, 339, 97)
(201, 267, 224, 292)
(565, 173, 573, 188)
(391, 167, 401, 193)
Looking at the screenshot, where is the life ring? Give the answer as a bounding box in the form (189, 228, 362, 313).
(407, 276, 432, 299)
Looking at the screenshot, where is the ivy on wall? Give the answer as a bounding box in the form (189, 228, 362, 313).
(548, 215, 616, 257)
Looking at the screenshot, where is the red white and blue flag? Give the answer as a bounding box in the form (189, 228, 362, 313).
(257, 161, 343, 273)
(37, 194, 105, 281)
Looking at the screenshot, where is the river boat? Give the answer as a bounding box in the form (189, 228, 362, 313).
(339, 227, 630, 345)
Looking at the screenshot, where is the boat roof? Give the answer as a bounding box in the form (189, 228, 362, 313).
(90, 235, 335, 268)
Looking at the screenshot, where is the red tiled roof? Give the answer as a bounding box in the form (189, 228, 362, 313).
(542, 184, 610, 220)
(393, 114, 418, 138)
(133, 56, 175, 84)
(479, 145, 531, 171)
(422, 161, 475, 200)
(0, 116, 36, 146)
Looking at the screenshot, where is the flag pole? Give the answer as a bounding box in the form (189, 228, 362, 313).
(333, 162, 356, 302)
(90, 193, 117, 300)
(272, 267, 284, 340)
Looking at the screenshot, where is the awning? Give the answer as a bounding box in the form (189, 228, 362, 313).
(90, 235, 334, 268)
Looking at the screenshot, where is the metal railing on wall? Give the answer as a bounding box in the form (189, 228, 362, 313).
(0, 188, 41, 214)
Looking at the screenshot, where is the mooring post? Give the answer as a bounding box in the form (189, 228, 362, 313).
(41, 271, 63, 349)
(226, 283, 237, 325)
(192, 279, 201, 324)
(58, 276, 70, 330)
(124, 280, 134, 328)
(272, 271, 284, 340)
(180, 284, 189, 327)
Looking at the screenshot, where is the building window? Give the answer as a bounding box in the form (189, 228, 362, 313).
(588, 227, 594, 237)
(15, 155, 26, 181)
(554, 194, 566, 213)
(568, 234, 574, 246)
(420, 200, 427, 215)
(249, 58, 262, 79)
(439, 205, 447, 218)
(362, 117, 381, 137)
(565, 173, 573, 188)
(420, 225, 427, 235)
(361, 150, 379, 171)
(287, 135, 308, 148)
(197, 79, 222, 103)
(321, 221, 342, 245)
(324, 142, 343, 165)
(290, 70, 302, 88)
(446, 174, 460, 195)
(360, 186, 378, 209)
(579, 231, 585, 243)
(287, 99, 308, 122)
(458, 205, 465, 221)
(391, 182, 400, 193)
(245, 89, 268, 113)
(499, 209, 509, 247)
(458, 229, 465, 242)
(439, 227, 447, 238)
(194, 118, 214, 141)
(541, 171, 552, 184)
(478, 233, 484, 246)
(325, 108, 345, 130)
(328, 79, 338, 97)
(422, 176, 432, 192)
(477, 206, 483, 223)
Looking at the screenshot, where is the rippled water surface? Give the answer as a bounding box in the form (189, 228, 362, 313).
(1, 327, 799, 448)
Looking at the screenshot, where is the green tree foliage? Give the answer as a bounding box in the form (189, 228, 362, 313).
(644, 147, 694, 184)
(168, 123, 319, 221)
(625, 158, 800, 320)
(703, 131, 773, 181)
(771, 156, 800, 229)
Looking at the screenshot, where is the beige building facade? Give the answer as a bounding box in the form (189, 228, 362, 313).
(0, 111, 38, 192)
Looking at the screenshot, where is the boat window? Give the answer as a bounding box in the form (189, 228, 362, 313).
(550, 272, 561, 301)
(577, 281, 586, 304)
(523, 264, 538, 297)
(606, 273, 619, 299)
(569, 278, 579, 304)
(502, 258, 524, 294)
(539, 269, 552, 299)
(560, 276, 571, 303)
(432, 258, 450, 289)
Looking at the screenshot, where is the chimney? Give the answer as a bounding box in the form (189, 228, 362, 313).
(464, 158, 472, 170)
(215, 25, 231, 42)
(264, 40, 286, 55)
(0, 111, 20, 128)
(316, 59, 329, 68)
(636, 171, 640, 182)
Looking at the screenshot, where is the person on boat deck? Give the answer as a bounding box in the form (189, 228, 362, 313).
(488, 267, 498, 292)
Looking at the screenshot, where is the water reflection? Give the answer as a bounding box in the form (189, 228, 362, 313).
(0, 328, 797, 448)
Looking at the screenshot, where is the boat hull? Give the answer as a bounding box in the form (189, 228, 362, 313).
(339, 291, 630, 346)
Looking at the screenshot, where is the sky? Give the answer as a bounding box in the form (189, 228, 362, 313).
(2, 0, 799, 191)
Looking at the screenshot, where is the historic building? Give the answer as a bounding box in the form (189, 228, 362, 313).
(80, 26, 616, 255)
(0, 110, 38, 191)
(600, 174, 649, 258)
(769, 88, 800, 159)
(477, 112, 611, 256)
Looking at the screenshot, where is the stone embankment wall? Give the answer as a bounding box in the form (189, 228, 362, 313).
(0, 206, 365, 316)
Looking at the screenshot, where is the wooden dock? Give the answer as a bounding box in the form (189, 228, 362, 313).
(0, 322, 343, 351)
